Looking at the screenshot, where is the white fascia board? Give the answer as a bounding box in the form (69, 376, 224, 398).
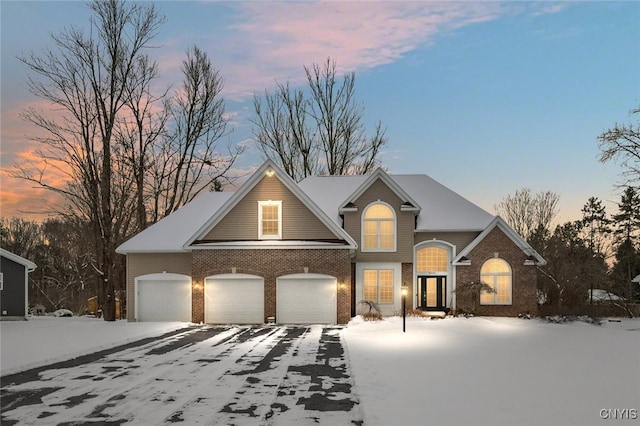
(339, 168, 421, 211)
(415, 228, 485, 233)
(452, 216, 546, 265)
(117, 249, 190, 254)
(183, 161, 277, 248)
(184, 159, 358, 249)
(190, 242, 355, 250)
(0, 248, 37, 271)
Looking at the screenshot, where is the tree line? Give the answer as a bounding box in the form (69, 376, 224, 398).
(6, 0, 386, 319)
(496, 186, 640, 316)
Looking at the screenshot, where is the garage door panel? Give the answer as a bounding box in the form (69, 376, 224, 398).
(136, 276, 191, 322)
(205, 275, 264, 324)
(277, 275, 336, 324)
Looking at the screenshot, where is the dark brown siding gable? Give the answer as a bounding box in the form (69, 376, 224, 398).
(204, 176, 338, 241)
(345, 178, 415, 263)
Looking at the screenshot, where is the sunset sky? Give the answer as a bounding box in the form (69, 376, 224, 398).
(1, 1, 639, 224)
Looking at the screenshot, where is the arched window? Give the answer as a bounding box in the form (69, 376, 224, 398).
(416, 247, 448, 272)
(362, 203, 396, 251)
(480, 258, 512, 305)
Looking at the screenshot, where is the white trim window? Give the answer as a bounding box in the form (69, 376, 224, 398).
(362, 202, 396, 252)
(480, 258, 512, 305)
(258, 200, 282, 240)
(363, 269, 394, 304)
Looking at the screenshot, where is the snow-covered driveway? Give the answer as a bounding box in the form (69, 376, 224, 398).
(1, 325, 362, 425)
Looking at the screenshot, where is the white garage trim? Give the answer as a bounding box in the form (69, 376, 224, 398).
(205, 273, 264, 324)
(135, 273, 192, 322)
(277, 273, 337, 324)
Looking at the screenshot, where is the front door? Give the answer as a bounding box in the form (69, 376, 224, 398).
(418, 276, 446, 310)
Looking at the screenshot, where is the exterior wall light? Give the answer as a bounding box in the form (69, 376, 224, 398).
(265, 168, 275, 177)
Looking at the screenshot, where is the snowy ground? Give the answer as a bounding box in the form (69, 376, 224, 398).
(343, 316, 640, 426)
(1, 316, 639, 425)
(0, 316, 190, 376)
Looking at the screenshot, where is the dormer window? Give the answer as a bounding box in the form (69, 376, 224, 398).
(258, 201, 282, 240)
(362, 202, 396, 251)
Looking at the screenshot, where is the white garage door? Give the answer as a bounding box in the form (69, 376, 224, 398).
(277, 273, 337, 324)
(135, 273, 192, 322)
(205, 274, 264, 324)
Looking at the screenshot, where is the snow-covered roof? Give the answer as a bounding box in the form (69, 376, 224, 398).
(588, 289, 623, 302)
(116, 192, 233, 253)
(0, 248, 37, 271)
(184, 159, 357, 249)
(298, 172, 494, 231)
(452, 216, 546, 266)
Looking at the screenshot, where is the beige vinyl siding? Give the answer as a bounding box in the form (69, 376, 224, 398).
(346, 178, 415, 263)
(126, 252, 192, 321)
(204, 176, 337, 241)
(414, 231, 481, 253)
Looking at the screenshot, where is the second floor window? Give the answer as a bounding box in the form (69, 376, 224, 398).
(362, 202, 396, 251)
(258, 201, 282, 240)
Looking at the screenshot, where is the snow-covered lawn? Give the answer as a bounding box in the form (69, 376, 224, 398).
(344, 316, 640, 426)
(0, 316, 189, 375)
(1, 315, 639, 425)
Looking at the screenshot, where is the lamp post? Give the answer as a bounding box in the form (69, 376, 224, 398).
(401, 285, 408, 333)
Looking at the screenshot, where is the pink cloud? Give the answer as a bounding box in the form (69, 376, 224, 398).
(216, 1, 507, 99)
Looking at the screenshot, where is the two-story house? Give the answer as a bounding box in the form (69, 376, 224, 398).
(117, 160, 545, 324)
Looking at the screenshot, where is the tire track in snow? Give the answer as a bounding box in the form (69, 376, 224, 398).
(163, 326, 305, 425)
(0, 326, 241, 425)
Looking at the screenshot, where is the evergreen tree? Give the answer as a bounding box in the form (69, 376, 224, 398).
(612, 186, 640, 244)
(581, 197, 611, 257)
(610, 187, 640, 304)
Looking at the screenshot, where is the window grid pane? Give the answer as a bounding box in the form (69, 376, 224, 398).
(363, 203, 395, 251)
(416, 247, 448, 272)
(480, 258, 512, 305)
(496, 276, 511, 303)
(363, 270, 378, 301)
(363, 269, 394, 304)
(259, 202, 281, 238)
(364, 204, 394, 219)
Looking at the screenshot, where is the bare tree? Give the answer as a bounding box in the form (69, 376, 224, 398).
(13, 2, 244, 321)
(117, 53, 169, 231)
(150, 46, 242, 222)
(252, 58, 387, 181)
(494, 188, 560, 242)
(15, 0, 164, 320)
(598, 107, 640, 186)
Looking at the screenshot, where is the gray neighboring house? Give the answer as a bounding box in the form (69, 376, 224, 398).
(0, 248, 37, 320)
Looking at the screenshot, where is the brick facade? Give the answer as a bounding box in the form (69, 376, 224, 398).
(192, 249, 352, 324)
(455, 227, 538, 316)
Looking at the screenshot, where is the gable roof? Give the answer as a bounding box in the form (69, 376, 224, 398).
(0, 248, 37, 271)
(299, 172, 494, 231)
(116, 192, 234, 253)
(117, 160, 357, 254)
(185, 159, 357, 249)
(338, 168, 421, 212)
(452, 216, 546, 265)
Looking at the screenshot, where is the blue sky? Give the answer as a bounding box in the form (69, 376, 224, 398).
(1, 1, 639, 223)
